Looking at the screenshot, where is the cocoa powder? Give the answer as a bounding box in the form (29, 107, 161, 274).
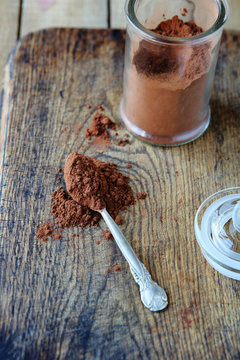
(115, 138, 129, 147)
(36, 223, 53, 241)
(51, 187, 101, 228)
(85, 112, 116, 141)
(64, 152, 108, 210)
(113, 264, 121, 272)
(137, 192, 147, 200)
(152, 15, 202, 37)
(104, 230, 114, 241)
(133, 16, 207, 80)
(64, 152, 135, 215)
(122, 15, 212, 145)
(36, 153, 135, 240)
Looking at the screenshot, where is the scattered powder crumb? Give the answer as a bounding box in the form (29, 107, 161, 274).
(85, 112, 116, 141)
(174, 217, 178, 223)
(74, 124, 82, 135)
(175, 170, 179, 176)
(36, 223, 53, 240)
(115, 132, 119, 136)
(97, 105, 104, 111)
(115, 215, 123, 225)
(126, 164, 132, 169)
(86, 104, 91, 109)
(60, 127, 66, 135)
(137, 192, 147, 200)
(113, 264, 121, 272)
(115, 138, 129, 147)
(160, 216, 163, 222)
(184, 8, 188, 13)
(124, 133, 130, 138)
(106, 268, 111, 274)
(71, 233, 77, 238)
(53, 233, 61, 240)
(104, 230, 114, 241)
(182, 12, 186, 16)
(95, 240, 101, 245)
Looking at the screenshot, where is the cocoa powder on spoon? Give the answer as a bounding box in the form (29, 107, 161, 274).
(36, 153, 135, 240)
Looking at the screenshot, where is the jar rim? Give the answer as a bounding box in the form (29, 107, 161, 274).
(194, 187, 240, 279)
(125, 0, 229, 44)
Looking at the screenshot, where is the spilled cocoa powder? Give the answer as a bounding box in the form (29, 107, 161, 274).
(51, 187, 101, 228)
(36, 223, 53, 242)
(36, 153, 135, 241)
(104, 230, 114, 241)
(137, 192, 147, 200)
(115, 138, 129, 147)
(85, 111, 131, 148)
(113, 265, 121, 272)
(85, 112, 116, 141)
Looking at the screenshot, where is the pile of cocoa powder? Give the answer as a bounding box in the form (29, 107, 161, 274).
(152, 15, 203, 37)
(85, 111, 130, 147)
(85, 112, 116, 141)
(36, 153, 136, 241)
(133, 15, 208, 82)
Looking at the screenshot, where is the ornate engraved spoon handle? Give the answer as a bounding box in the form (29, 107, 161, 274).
(101, 209, 168, 311)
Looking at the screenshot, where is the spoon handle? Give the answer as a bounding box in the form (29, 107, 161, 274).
(101, 209, 168, 311)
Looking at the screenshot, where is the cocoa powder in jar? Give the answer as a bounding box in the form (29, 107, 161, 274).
(122, 16, 212, 145)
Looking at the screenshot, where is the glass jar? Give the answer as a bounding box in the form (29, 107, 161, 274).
(120, 0, 229, 146)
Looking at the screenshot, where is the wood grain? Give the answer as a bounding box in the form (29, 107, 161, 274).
(0, 0, 21, 204)
(20, 0, 108, 36)
(0, 28, 239, 360)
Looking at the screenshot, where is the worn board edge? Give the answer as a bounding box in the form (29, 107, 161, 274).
(0, 47, 16, 200)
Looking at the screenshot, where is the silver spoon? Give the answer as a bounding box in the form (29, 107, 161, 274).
(64, 153, 168, 311)
(100, 208, 168, 311)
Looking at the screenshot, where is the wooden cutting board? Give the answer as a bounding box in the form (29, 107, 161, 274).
(0, 28, 239, 360)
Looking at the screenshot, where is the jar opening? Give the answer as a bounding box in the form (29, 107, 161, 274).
(125, 0, 229, 43)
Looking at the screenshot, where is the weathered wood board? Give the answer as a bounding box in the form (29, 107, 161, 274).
(0, 29, 239, 360)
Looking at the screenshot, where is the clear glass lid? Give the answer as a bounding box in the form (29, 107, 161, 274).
(194, 187, 240, 280)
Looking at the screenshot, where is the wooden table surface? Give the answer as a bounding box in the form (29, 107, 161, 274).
(0, 24, 239, 359)
(1, 0, 240, 85)
(0, 2, 240, 360)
